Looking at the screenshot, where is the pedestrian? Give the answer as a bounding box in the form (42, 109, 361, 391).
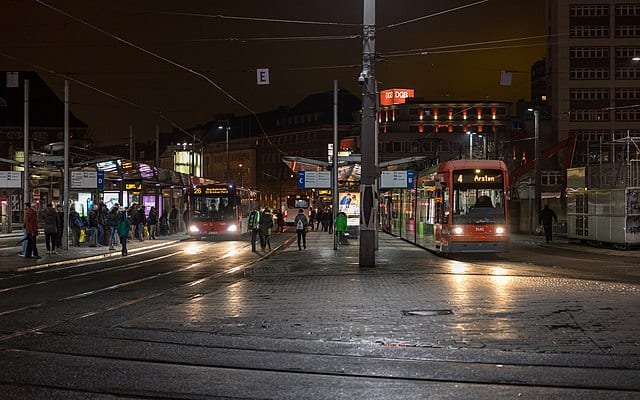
(247, 206, 261, 252)
(159, 208, 169, 235)
(136, 205, 146, 241)
(128, 204, 137, 240)
(148, 206, 158, 239)
(315, 208, 323, 230)
(69, 205, 83, 246)
(97, 203, 107, 246)
(116, 210, 131, 256)
(275, 209, 284, 233)
(294, 208, 309, 250)
(169, 205, 178, 234)
(23, 202, 41, 260)
(309, 208, 316, 231)
(539, 203, 558, 243)
(107, 204, 119, 250)
(42, 203, 58, 255)
(88, 204, 99, 247)
(182, 206, 190, 234)
(259, 208, 274, 251)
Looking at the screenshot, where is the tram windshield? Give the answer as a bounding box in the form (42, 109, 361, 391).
(192, 196, 235, 222)
(450, 169, 505, 224)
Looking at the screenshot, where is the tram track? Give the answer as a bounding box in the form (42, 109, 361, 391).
(0, 240, 270, 344)
(1, 338, 639, 398)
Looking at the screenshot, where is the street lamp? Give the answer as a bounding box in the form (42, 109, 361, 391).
(527, 108, 541, 224)
(466, 129, 487, 159)
(217, 121, 230, 182)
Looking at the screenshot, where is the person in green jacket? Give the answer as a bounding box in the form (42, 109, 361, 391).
(116, 211, 131, 256)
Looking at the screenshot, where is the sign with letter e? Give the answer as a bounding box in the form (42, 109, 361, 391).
(257, 68, 270, 85)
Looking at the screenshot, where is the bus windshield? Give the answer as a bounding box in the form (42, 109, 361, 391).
(192, 196, 235, 222)
(287, 196, 310, 209)
(450, 169, 505, 224)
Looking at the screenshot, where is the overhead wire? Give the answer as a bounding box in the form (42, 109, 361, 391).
(32, 0, 286, 156)
(0, 50, 195, 141)
(158, 11, 361, 27)
(379, 0, 489, 30)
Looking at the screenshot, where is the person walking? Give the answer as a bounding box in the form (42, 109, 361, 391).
(116, 210, 131, 256)
(247, 206, 261, 252)
(275, 209, 284, 233)
(294, 208, 309, 250)
(259, 208, 274, 251)
(42, 203, 58, 255)
(23, 202, 41, 260)
(539, 203, 558, 243)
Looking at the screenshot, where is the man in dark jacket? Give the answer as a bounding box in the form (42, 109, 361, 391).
(539, 204, 558, 243)
(24, 202, 40, 259)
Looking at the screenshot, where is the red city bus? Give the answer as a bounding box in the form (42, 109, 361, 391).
(381, 160, 509, 253)
(188, 184, 258, 239)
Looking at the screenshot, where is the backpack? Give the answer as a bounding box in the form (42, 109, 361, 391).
(248, 210, 259, 229)
(296, 218, 304, 230)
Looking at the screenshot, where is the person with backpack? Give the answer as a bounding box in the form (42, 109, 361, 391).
(259, 208, 274, 251)
(294, 208, 309, 250)
(248, 207, 261, 252)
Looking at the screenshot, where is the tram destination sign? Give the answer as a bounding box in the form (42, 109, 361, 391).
(0, 171, 22, 188)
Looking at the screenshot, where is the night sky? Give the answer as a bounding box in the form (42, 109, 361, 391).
(1, 0, 544, 145)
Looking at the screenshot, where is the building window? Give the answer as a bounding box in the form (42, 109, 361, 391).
(570, 47, 609, 58)
(541, 171, 563, 185)
(616, 25, 640, 37)
(615, 129, 640, 138)
(570, 4, 609, 16)
(570, 109, 610, 121)
(615, 108, 640, 120)
(571, 129, 610, 142)
(616, 66, 640, 79)
(570, 25, 609, 38)
(616, 47, 640, 58)
(570, 67, 609, 79)
(570, 88, 609, 100)
(616, 3, 640, 16)
(616, 88, 640, 100)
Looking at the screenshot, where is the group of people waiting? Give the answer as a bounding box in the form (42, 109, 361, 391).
(21, 201, 189, 260)
(308, 207, 333, 233)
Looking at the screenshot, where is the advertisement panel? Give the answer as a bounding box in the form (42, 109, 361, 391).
(380, 88, 415, 106)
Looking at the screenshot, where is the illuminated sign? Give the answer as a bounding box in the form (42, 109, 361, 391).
(380, 88, 415, 106)
(194, 185, 231, 195)
(455, 170, 502, 185)
(125, 183, 142, 190)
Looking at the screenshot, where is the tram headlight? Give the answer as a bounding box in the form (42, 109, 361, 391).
(189, 225, 200, 233)
(495, 226, 505, 234)
(453, 226, 464, 235)
(226, 224, 238, 232)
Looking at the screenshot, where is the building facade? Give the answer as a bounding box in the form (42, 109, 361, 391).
(546, 1, 640, 187)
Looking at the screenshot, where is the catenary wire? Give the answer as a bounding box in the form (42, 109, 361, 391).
(158, 11, 361, 27)
(379, 0, 489, 30)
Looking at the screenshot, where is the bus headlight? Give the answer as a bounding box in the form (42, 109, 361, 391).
(189, 225, 200, 233)
(226, 224, 238, 232)
(453, 226, 464, 235)
(495, 226, 505, 234)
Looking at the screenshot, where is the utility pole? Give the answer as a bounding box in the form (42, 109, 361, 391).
(63, 80, 69, 250)
(359, 0, 376, 267)
(23, 79, 29, 207)
(534, 109, 541, 218)
(333, 80, 339, 250)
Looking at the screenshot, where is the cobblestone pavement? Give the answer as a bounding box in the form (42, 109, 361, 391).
(121, 231, 640, 357)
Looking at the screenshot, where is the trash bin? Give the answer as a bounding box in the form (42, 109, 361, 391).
(335, 212, 347, 233)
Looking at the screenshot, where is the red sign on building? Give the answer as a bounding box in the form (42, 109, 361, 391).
(380, 88, 415, 106)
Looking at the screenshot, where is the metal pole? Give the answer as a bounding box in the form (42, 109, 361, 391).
(359, 0, 376, 267)
(129, 124, 134, 161)
(226, 124, 230, 183)
(469, 132, 473, 159)
(333, 80, 339, 250)
(534, 110, 541, 217)
(63, 80, 70, 250)
(23, 80, 29, 206)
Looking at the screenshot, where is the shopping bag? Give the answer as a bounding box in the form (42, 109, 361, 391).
(143, 226, 149, 238)
(79, 228, 86, 243)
